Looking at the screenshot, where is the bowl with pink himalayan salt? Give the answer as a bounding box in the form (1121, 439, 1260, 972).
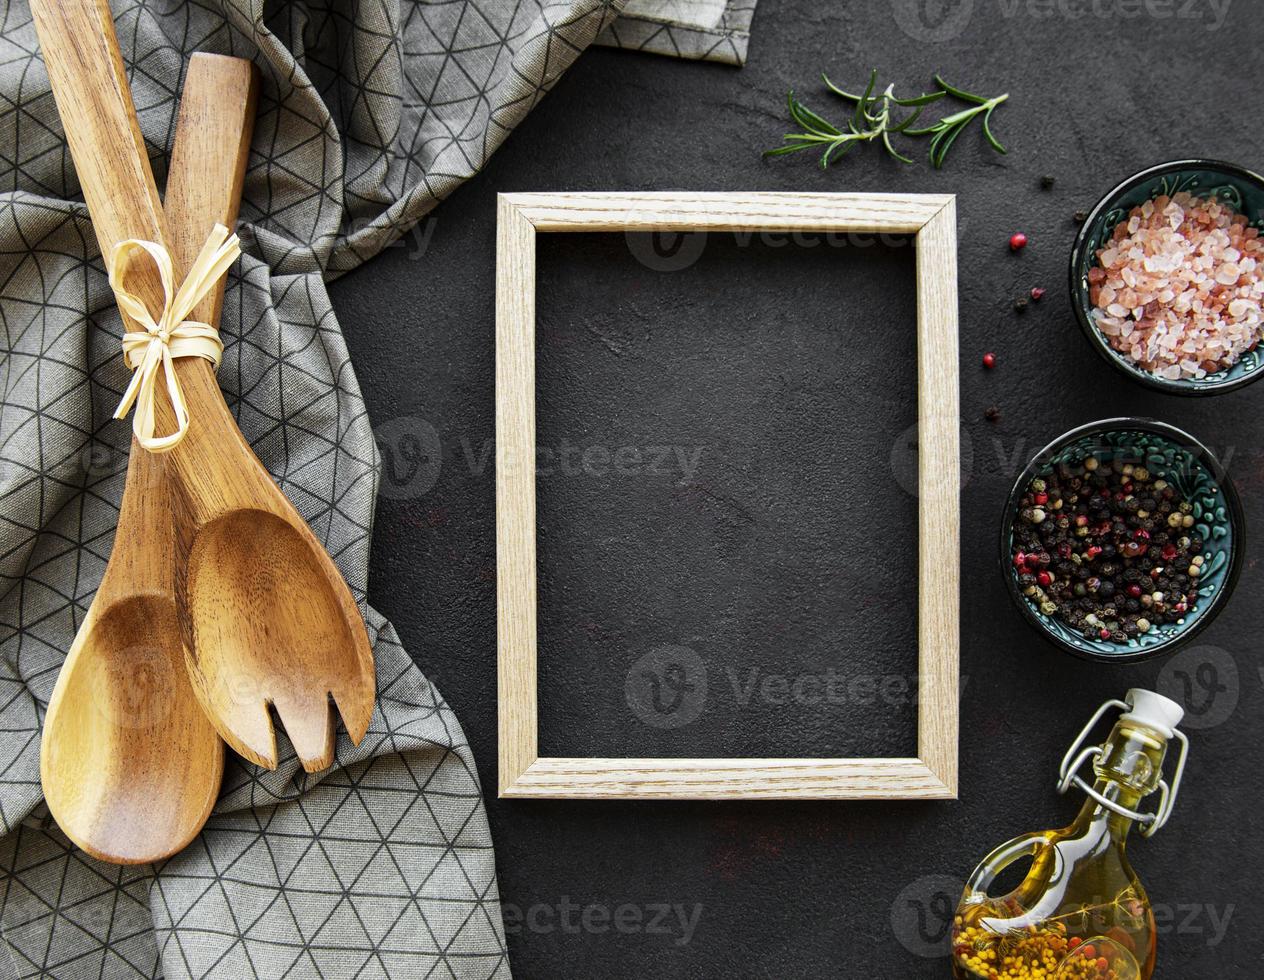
(1071, 160, 1264, 395)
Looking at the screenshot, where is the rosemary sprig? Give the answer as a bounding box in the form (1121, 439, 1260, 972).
(907, 75, 1009, 169)
(766, 70, 1009, 170)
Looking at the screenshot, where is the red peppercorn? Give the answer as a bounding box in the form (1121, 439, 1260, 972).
(1030, 286, 1045, 300)
(1034, 492, 1048, 505)
(1162, 543, 1177, 560)
(1099, 628, 1111, 640)
(1009, 232, 1028, 251)
(1134, 528, 1150, 541)
(982, 352, 997, 369)
(1127, 584, 1143, 598)
(1013, 551, 1027, 568)
(1037, 571, 1052, 586)
(1086, 545, 1103, 559)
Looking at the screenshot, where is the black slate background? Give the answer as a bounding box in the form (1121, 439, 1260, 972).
(330, 2, 1264, 976)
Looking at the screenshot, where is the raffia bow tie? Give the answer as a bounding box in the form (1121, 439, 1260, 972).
(107, 223, 240, 452)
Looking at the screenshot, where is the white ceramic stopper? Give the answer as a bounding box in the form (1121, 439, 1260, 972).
(1121, 688, 1184, 738)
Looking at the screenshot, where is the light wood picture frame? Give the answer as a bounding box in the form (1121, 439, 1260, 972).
(496, 192, 959, 800)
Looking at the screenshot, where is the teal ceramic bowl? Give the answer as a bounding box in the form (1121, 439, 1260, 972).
(1001, 419, 1244, 663)
(1069, 159, 1264, 395)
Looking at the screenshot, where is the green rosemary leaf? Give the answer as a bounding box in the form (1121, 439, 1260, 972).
(890, 104, 928, 133)
(929, 119, 968, 169)
(852, 69, 878, 129)
(889, 90, 947, 107)
(882, 132, 914, 165)
(787, 91, 840, 137)
(981, 104, 1008, 154)
(822, 138, 857, 168)
(933, 74, 983, 103)
(821, 73, 862, 102)
(763, 142, 817, 157)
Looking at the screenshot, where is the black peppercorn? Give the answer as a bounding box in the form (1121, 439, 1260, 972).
(1011, 454, 1205, 645)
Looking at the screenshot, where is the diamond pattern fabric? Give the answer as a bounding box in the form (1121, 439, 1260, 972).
(0, 0, 759, 975)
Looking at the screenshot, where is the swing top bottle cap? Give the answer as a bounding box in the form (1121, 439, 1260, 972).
(1120, 688, 1184, 738)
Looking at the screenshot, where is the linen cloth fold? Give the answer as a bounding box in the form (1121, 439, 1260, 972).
(0, 0, 756, 976)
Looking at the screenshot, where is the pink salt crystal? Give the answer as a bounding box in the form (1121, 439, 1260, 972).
(1216, 263, 1241, 285)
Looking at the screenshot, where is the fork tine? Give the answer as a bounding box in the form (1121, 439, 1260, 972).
(273, 694, 336, 773)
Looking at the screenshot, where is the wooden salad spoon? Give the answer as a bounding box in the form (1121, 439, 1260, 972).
(36, 53, 252, 863)
(32, 0, 375, 773)
(39, 440, 221, 861)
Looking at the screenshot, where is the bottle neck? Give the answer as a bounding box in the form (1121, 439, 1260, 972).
(1073, 777, 1147, 842)
(1070, 719, 1170, 843)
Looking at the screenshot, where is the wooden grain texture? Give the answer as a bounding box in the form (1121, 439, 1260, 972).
(29, 0, 167, 306)
(914, 200, 961, 798)
(503, 191, 953, 233)
(496, 191, 959, 800)
(161, 55, 376, 774)
(34, 31, 225, 863)
(504, 758, 953, 800)
(496, 196, 539, 796)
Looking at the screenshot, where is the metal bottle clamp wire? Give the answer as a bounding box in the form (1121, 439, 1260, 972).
(1056, 697, 1189, 838)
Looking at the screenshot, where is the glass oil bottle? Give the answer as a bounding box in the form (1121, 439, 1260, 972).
(952, 689, 1189, 980)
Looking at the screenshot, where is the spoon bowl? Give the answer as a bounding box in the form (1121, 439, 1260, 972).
(42, 590, 220, 863)
(39, 563, 222, 864)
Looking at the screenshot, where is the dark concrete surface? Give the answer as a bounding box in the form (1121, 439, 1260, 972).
(330, 2, 1264, 976)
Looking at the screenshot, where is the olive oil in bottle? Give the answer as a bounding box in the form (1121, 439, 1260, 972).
(952, 690, 1189, 980)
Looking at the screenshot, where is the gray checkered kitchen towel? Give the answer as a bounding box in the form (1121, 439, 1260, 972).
(0, 0, 756, 977)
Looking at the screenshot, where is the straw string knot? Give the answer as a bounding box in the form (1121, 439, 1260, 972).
(107, 223, 240, 452)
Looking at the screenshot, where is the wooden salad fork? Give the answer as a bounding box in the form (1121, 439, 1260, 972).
(32, 0, 375, 775)
(162, 55, 377, 773)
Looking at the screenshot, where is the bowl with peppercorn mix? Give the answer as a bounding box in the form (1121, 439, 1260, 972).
(1070, 159, 1264, 395)
(1001, 418, 1244, 662)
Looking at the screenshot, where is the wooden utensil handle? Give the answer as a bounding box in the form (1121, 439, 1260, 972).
(165, 54, 258, 325)
(30, 0, 167, 321)
(161, 54, 269, 517)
